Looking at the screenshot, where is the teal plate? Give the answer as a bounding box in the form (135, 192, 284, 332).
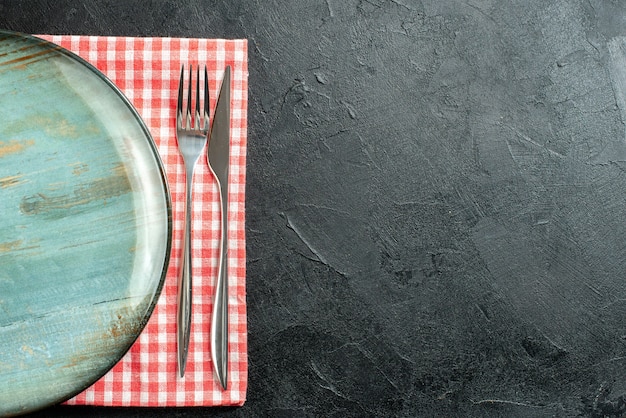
(0, 31, 172, 416)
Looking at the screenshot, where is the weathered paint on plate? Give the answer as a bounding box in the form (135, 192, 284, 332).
(0, 31, 171, 416)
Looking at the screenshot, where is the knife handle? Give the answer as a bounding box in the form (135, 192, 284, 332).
(210, 181, 228, 390)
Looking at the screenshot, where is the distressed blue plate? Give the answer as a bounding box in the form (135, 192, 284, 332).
(0, 31, 171, 416)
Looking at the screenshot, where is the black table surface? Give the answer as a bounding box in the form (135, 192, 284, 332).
(4, 0, 626, 417)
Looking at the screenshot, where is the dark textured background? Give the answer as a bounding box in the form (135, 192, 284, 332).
(4, 0, 626, 416)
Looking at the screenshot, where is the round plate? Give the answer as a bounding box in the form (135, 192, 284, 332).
(0, 31, 171, 416)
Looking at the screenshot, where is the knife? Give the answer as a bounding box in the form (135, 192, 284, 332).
(208, 66, 231, 390)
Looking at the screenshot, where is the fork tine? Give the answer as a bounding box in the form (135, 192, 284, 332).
(203, 66, 210, 132)
(195, 66, 201, 130)
(177, 65, 184, 130)
(186, 65, 192, 130)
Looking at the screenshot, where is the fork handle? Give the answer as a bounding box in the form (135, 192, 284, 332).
(177, 169, 194, 378)
(210, 179, 228, 390)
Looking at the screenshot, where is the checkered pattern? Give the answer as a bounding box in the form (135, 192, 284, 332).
(36, 35, 248, 406)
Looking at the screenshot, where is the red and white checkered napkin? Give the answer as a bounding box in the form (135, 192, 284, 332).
(37, 35, 248, 406)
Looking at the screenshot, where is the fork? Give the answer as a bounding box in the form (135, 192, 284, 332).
(176, 65, 209, 378)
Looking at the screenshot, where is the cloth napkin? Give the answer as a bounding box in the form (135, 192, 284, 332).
(36, 35, 248, 407)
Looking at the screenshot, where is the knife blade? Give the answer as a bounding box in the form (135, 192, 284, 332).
(208, 66, 231, 390)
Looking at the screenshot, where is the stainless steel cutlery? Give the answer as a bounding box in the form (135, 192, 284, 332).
(175, 65, 231, 389)
(175, 65, 210, 378)
(208, 66, 231, 390)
